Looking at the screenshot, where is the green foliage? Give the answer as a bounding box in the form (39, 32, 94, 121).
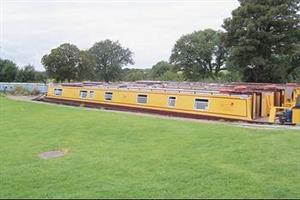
(148, 61, 185, 81)
(218, 70, 242, 82)
(222, 0, 300, 83)
(15, 65, 36, 82)
(34, 71, 47, 83)
(121, 61, 184, 82)
(122, 68, 148, 81)
(9, 86, 31, 95)
(77, 50, 96, 81)
(159, 70, 184, 81)
(89, 40, 134, 82)
(30, 87, 41, 95)
(1, 97, 300, 198)
(0, 58, 47, 83)
(170, 29, 226, 81)
(149, 61, 173, 79)
(120, 61, 185, 82)
(0, 58, 18, 82)
(8, 86, 41, 96)
(287, 67, 300, 83)
(41, 43, 81, 82)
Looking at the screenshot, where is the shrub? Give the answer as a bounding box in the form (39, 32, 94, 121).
(10, 86, 31, 96)
(30, 87, 40, 95)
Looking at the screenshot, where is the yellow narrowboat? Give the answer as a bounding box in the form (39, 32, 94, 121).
(44, 81, 300, 124)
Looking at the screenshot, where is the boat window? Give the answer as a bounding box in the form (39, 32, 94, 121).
(168, 96, 176, 107)
(54, 89, 62, 96)
(195, 99, 209, 110)
(105, 92, 113, 101)
(80, 90, 88, 98)
(89, 91, 95, 99)
(137, 94, 148, 104)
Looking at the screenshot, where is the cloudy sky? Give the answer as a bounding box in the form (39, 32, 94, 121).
(1, 0, 239, 71)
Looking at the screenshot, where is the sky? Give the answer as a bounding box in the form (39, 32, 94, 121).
(0, 0, 239, 71)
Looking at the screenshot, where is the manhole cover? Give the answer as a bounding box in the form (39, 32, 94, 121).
(39, 150, 65, 159)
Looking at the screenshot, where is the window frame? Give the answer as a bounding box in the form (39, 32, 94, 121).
(104, 92, 113, 101)
(194, 98, 209, 111)
(168, 96, 176, 107)
(89, 91, 95, 99)
(54, 88, 63, 96)
(79, 90, 88, 99)
(137, 94, 148, 104)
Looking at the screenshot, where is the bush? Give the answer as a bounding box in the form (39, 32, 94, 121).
(10, 86, 31, 96)
(0, 92, 5, 97)
(30, 87, 41, 95)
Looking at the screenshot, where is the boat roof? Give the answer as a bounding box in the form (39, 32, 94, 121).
(51, 81, 300, 95)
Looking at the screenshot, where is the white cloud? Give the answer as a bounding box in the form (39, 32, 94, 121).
(0, 0, 239, 70)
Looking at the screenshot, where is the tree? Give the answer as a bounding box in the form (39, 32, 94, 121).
(222, 0, 300, 83)
(0, 58, 18, 82)
(16, 65, 36, 82)
(170, 29, 226, 81)
(41, 43, 81, 82)
(149, 61, 184, 81)
(149, 61, 173, 79)
(77, 50, 96, 81)
(122, 68, 147, 81)
(34, 71, 47, 83)
(89, 40, 134, 82)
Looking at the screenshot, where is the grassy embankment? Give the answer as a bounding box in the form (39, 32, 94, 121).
(0, 96, 300, 198)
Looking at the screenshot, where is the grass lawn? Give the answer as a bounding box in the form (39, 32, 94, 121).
(1, 96, 300, 198)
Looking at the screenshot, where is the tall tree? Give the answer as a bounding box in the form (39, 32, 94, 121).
(149, 61, 183, 81)
(0, 58, 18, 82)
(34, 71, 47, 83)
(170, 29, 226, 81)
(122, 68, 147, 81)
(89, 40, 134, 82)
(77, 50, 96, 81)
(222, 0, 300, 83)
(16, 65, 36, 82)
(41, 43, 81, 82)
(150, 61, 174, 79)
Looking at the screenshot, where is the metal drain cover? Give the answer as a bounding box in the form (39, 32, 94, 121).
(39, 150, 65, 159)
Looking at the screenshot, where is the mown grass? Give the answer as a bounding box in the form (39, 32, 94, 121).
(0, 96, 300, 198)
